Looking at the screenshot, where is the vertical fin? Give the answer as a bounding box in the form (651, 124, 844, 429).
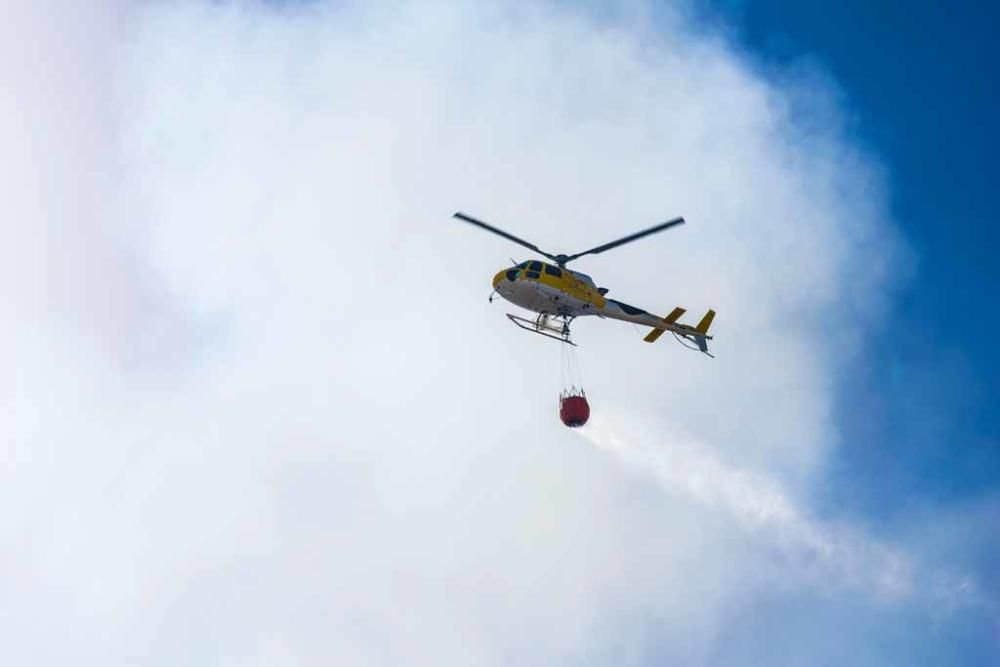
(695, 309, 715, 334)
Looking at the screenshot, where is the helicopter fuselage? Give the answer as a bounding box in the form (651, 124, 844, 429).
(492, 260, 668, 329)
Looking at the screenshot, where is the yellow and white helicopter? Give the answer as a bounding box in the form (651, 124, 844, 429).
(455, 211, 716, 356)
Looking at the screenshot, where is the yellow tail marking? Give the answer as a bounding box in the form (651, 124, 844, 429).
(643, 307, 686, 343)
(695, 309, 716, 334)
(664, 307, 686, 324)
(643, 329, 665, 343)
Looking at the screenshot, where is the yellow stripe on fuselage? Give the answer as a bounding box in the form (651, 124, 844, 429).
(493, 263, 607, 309)
(536, 269, 606, 308)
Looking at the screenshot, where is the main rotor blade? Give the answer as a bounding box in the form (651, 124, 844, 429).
(562, 216, 685, 264)
(453, 212, 559, 261)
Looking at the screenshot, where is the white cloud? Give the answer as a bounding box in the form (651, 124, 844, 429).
(1, 0, 990, 664)
(581, 411, 981, 606)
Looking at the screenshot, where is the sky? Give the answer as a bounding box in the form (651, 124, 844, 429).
(702, 0, 1000, 531)
(1, 1, 997, 665)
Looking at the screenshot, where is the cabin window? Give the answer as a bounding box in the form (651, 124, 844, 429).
(528, 260, 542, 272)
(544, 265, 562, 278)
(525, 271, 541, 279)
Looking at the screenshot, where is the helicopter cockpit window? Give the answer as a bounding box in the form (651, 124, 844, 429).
(516, 261, 530, 269)
(528, 261, 543, 272)
(544, 265, 562, 278)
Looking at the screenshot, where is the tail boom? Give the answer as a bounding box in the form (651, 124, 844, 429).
(598, 298, 716, 355)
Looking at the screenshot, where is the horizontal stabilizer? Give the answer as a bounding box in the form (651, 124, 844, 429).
(643, 307, 686, 343)
(643, 328, 665, 343)
(665, 307, 687, 324)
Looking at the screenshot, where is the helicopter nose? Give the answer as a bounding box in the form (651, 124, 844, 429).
(493, 269, 519, 288)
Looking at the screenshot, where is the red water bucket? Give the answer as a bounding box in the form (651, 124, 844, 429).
(559, 392, 590, 427)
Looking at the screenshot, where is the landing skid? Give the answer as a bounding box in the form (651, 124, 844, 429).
(506, 313, 576, 346)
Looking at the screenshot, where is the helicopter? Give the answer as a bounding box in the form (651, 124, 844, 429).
(455, 211, 716, 356)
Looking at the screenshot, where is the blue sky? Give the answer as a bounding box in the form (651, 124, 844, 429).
(698, 1, 1000, 659)
(698, 0, 999, 514)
